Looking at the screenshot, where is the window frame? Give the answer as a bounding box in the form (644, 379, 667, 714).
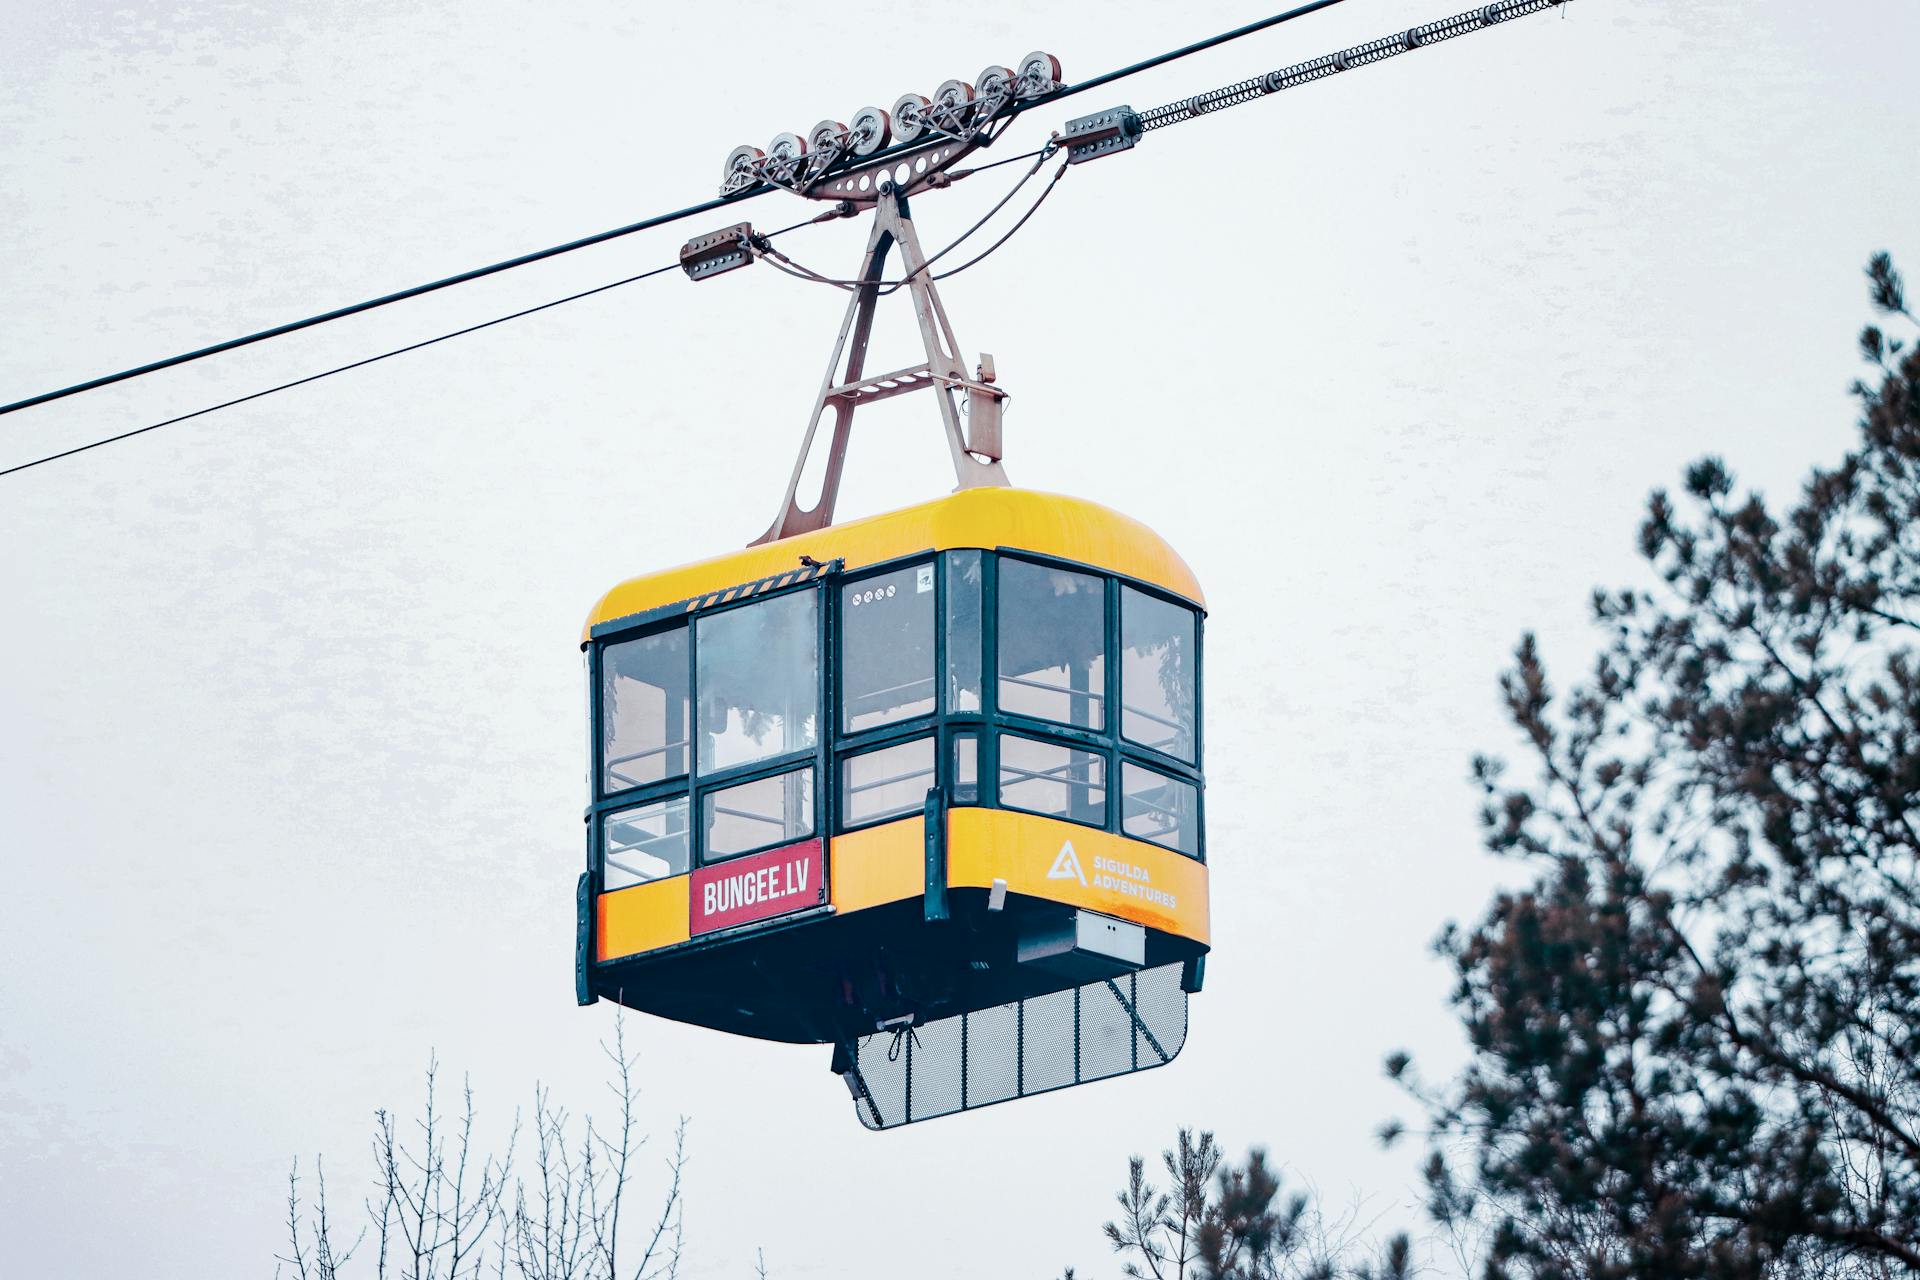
(992, 553, 1112, 741)
(837, 556, 941, 740)
(582, 545, 1208, 922)
(701, 761, 820, 862)
(839, 734, 940, 833)
(997, 729, 1111, 832)
(1119, 759, 1202, 858)
(597, 622, 693, 796)
(1118, 580, 1199, 766)
(687, 582, 828, 867)
(588, 578, 830, 884)
(981, 550, 1207, 862)
(601, 793, 693, 890)
(693, 583, 824, 780)
(828, 551, 980, 837)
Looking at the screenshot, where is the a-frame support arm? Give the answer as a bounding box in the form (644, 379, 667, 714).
(754, 187, 1009, 547)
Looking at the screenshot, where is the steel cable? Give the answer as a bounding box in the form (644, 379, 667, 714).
(2, 0, 1359, 418)
(1, 0, 1569, 476)
(0, 260, 683, 477)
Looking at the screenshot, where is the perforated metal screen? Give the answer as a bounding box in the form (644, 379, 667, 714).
(841, 963, 1189, 1129)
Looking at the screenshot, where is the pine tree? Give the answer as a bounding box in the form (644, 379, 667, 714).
(1399, 255, 1920, 1277)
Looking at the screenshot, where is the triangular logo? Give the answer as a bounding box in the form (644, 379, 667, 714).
(1047, 840, 1087, 887)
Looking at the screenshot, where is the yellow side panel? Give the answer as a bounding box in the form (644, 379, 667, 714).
(948, 808, 1210, 945)
(597, 877, 691, 962)
(831, 816, 925, 914)
(585, 488, 1204, 638)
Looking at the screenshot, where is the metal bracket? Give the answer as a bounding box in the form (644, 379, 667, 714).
(575, 871, 596, 1006)
(679, 223, 756, 281)
(754, 186, 1009, 546)
(1062, 106, 1142, 165)
(924, 785, 949, 922)
(831, 1040, 886, 1128)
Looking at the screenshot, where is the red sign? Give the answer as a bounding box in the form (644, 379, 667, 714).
(690, 838, 826, 935)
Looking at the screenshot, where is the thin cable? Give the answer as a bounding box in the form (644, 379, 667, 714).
(963, 146, 1057, 178)
(929, 160, 1070, 282)
(0, 261, 680, 479)
(2, 199, 740, 418)
(894, 146, 1056, 289)
(753, 146, 1056, 294)
(2, 1, 1355, 418)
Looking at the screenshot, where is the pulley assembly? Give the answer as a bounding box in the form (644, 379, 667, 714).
(719, 51, 1063, 200)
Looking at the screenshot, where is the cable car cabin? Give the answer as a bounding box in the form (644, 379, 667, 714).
(576, 488, 1206, 1127)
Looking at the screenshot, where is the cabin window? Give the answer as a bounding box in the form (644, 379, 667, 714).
(945, 550, 983, 713)
(603, 796, 690, 889)
(601, 626, 690, 792)
(1120, 586, 1197, 762)
(841, 563, 936, 733)
(1122, 763, 1199, 857)
(704, 766, 815, 859)
(842, 737, 936, 828)
(997, 559, 1106, 731)
(1000, 732, 1106, 827)
(951, 733, 979, 804)
(697, 590, 819, 773)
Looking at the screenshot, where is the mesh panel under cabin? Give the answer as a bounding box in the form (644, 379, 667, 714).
(845, 962, 1190, 1130)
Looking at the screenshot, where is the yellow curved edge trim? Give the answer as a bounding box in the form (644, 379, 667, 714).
(830, 817, 926, 914)
(949, 808, 1210, 946)
(597, 876, 691, 962)
(584, 488, 1204, 640)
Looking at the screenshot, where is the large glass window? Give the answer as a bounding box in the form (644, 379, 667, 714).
(841, 563, 936, 733)
(1122, 763, 1199, 857)
(601, 627, 689, 792)
(946, 550, 983, 713)
(1000, 733, 1106, 827)
(603, 796, 690, 889)
(697, 591, 818, 773)
(704, 766, 815, 859)
(842, 738, 936, 828)
(998, 560, 1106, 731)
(1121, 586, 1197, 762)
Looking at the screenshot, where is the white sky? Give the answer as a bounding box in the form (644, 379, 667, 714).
(3, 1, 1915, 1275)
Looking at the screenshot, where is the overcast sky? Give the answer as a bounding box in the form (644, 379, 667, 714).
(4, 1, 1917, 1275)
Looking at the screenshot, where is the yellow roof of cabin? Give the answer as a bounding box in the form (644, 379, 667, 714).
(585, 488, 1203, 639)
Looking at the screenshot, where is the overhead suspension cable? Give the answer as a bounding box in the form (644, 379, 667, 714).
(1, 0, 1358, 419)
(0, 198, 739, 419)
(2, 0, 1572, 474)
(0, 208, 851, 478)
(0, 259, 685, 479)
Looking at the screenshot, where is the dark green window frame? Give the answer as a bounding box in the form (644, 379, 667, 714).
(587, 579, 829, 881)
(584, 547, 1206, 908)
(980, 550, 1206, 861)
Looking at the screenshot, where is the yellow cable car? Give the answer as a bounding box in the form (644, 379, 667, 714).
(577, 490, 1206, 1126)
(576, 90, 1207, 1126)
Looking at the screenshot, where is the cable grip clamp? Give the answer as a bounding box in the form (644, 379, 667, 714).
(680, 223, 757, 281)
(1062, 106, 1143, 165)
